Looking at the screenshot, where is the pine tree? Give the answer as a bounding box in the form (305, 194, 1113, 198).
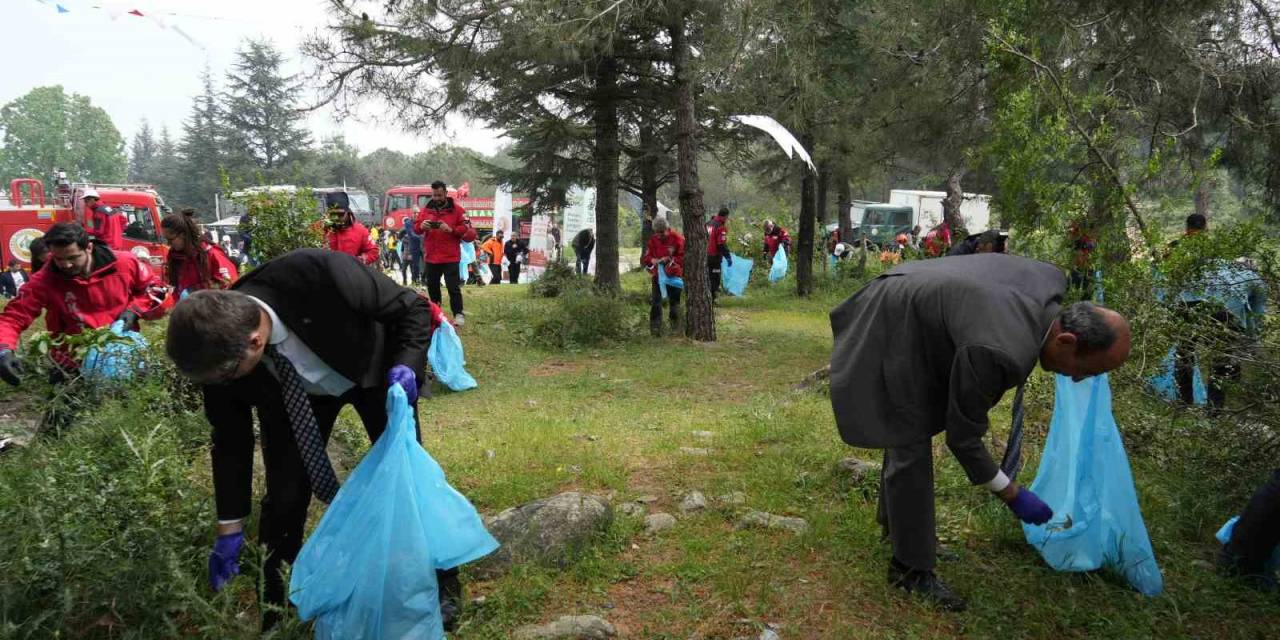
(223, 39, 312, 179)
(128, 120, 157, 183)
(176, 70, 228, 214)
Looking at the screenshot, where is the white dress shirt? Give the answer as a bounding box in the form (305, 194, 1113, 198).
(248, 296, 355, 397)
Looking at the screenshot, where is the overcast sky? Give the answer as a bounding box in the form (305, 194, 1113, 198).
(1, 0, 506, 157)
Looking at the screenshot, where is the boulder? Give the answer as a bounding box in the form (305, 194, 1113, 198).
(644, 512, 677, 535)
(736, 510, 809, 535)
(833, 457, 880, 486)
(513, 615, 617, 640)
(680, 491, 708, 513)
(477, 492, 612, 577)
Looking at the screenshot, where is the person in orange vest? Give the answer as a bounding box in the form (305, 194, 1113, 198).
(323, 192, 379, 266)
(481, 231, 505, 285)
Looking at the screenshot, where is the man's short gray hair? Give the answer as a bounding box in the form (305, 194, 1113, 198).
(1060, 301, 1116, 353)
(653, 216, 669, 232)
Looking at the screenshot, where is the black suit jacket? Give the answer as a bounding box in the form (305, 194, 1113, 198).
(829, 254, 1066, 485)
(0, 271, 25, 298)
(201, 249, 431, 519)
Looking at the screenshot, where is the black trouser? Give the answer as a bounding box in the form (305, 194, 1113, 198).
(1069, 268, 1094, 301)
(508, 263, 521, 284)
(425, 262, 464, 316)
(257, 385, 437, 613)
(489, 263, 502, 285)
(385, 250, 402, 273)
(1224, 469, 1280, 577)
(875, 440, 936, 571)
(576, 255, 590, 275)
(401, 253, 422, 285)
(707, 257, 722, 303)
(1173, 303, 1242, 410)
(649, 277, 682, 331)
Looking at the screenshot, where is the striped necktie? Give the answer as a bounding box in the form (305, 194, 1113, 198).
(265, 344, 340, 503)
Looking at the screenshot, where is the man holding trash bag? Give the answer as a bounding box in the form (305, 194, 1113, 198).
(643, 217, 685, 336)
(706, 206, 731, 303)
(829, 253, 1132, 611)
(165, 248, 470, 630)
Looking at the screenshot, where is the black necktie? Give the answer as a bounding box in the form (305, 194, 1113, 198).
(265, 344, 340, 503)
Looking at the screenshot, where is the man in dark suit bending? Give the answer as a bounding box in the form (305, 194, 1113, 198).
(165, 248, 466, 630)
(829, 253, 1132, 611)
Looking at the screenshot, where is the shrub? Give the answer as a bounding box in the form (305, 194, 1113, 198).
(529, 261, 591, 298)
(533, 290, 638, 349)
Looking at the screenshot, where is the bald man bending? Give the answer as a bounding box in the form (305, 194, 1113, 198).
(829, 253, 1131, 611)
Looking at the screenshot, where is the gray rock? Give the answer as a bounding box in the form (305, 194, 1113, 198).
(635, 494, 660, 504)
(476, 492, 613, 577)
(833, 457, 880, 485)
(513, 615, 617, 639)
(691, 430, 714, 439)
(760, 629, 781, 640)
(718, 491, 748, 506)
(644, 512, 677, 534)
(618, 502, 647, 518)
(680, 491, 708, 513)
(680, 447, 711, 456)
(736, 510, 809, 535)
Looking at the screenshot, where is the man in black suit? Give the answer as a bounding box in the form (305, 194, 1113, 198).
(829, 253, 1132, 611)
(165, 248, 466, 629)
(0, 259, 28, 298)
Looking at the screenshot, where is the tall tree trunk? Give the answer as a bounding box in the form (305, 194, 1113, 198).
(1195, 175, 1213, 218)
(638, 119, 659, 255)
(836, 167, 853, 243)
(669, 14, 714, 341)
(941, 169, 966, 236)
(592, 56, 621, 293)
(796, 131, 817, 297)
(817, 163, 831, 226)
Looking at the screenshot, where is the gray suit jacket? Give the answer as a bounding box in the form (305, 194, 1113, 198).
(829, 254, 1066, 484)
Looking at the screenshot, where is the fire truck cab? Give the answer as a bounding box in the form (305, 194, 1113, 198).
(0, 175, 169, 269)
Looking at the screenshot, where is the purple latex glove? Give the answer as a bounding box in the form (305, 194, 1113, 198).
(208, 531, 244, 592)
(1006, 487, 1054, 525)
(387, 364, 418, 405)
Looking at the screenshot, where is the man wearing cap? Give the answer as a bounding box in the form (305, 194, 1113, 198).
(82, 189, 125, 250)
(323, 192, 379, 266)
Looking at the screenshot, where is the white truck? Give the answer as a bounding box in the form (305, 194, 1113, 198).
(888, 189, 992, 233)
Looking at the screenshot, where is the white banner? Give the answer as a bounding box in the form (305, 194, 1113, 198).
(494, 185, 513, 239)
(562, 186, 597, 275)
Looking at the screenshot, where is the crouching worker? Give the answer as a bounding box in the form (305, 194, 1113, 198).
(163, 248, 468, 631)
(0, 223, 167, 429)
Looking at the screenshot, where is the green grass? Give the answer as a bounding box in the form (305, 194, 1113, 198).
(1, 268, 1277, 638)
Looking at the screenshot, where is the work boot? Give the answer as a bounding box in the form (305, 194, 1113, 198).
(437, 568, 464, 631)
(888, 559, 967, 612)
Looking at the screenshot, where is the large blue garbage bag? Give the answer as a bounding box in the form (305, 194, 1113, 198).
(1147, 347, 1206, 405)
(290, 386, 499, 639)
(769, 249, 788, 283)
(428, 321, 477, 391)
(657, 264, 684, 300)
(1215, 516, 1280, 572)
(722, 254, 752, 297)
(81, 320, 147, 382)
(1024, 374, 1164, 596)
(458, 241, 476, 281)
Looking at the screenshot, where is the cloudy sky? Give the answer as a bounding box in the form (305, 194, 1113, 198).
(2, 0, 506, 156)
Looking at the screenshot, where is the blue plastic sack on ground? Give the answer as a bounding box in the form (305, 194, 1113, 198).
(657, 264, 684, 300)
(458, 241, 476, 281)
(1215, 516, 1280, 572)
(722, 254, 752, 297)
(1147, 347, 1206, 405)
(82, 320, 147, 382)
(428, 321, 477, 391)
(290, 386, 498, 639)
(769, 249, 788, 283)
(1023, 374, 1164, 596)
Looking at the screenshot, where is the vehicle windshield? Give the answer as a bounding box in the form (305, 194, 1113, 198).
(864, 208, 910, 226)
(349, 193, 372, 214)
(119, 205, 158, 242)
(388, 194, 413, 212)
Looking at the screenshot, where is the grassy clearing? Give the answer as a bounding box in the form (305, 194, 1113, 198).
(1, 268, 1277, 638)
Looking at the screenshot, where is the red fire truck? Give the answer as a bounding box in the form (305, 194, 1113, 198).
(382, 182, 530, 235)
(0, 175, 169, 269)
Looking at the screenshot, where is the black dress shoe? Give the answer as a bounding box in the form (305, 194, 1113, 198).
(437, 568, 464, 631)
(888, 560, 968, 612)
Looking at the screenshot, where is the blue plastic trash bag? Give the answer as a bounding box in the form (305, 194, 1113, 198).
(428, 321, 477, 391)
(657, 264, 684, 300)
(1147, 347, 1206, 405)
(458, 241, 476, 281)
(722, 254, 753, 297)
(290, 386, 499, 639)
(82, 320, 148, 382)
(769, 248, 788, 283)
(1215, 516, 1280, 572)
(1023, 373, 1164, 596)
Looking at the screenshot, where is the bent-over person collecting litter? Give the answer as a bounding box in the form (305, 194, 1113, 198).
(828, 253, 1132, 611)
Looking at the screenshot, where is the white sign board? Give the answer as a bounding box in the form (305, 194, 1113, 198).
(562, 186, 597, 275)
(494, 185, 513, 239)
